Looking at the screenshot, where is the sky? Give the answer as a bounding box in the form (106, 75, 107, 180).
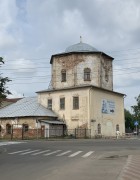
(0, 0, 140, 111)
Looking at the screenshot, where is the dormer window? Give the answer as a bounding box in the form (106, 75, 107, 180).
(61, 69, 66, 82)
(84, 68, 91, 81)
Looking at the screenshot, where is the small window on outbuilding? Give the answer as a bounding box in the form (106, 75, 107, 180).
(97, 124, 101, 134)
(116, 124, 119, 131)
(6, 124, 11, 134)
(60, 97, 65, 110)
(84, 68, 91, 81)
(61, 69, 66, 82)
(48, 99, 52, 110)
(73, 96, 79, 110)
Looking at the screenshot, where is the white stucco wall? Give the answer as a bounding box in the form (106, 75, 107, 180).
(90, 88, 125, 137)
(38, 88, 90, 129)
(37, 87, 125, 137)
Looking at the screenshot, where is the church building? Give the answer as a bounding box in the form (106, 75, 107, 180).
(37, 38, 125, 137)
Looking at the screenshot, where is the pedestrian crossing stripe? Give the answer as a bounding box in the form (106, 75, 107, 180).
(32, 150, 50, 155)
(56, 150, 72, 156)
(68, 151, 83, 157)
(8, 149, 31, 155)
(20, 149, 41, 155)
(44, 150, 61, 156)
(8, 149, 95, 158)
(82, 151, 94, 158)
(0, 141, 25, 146)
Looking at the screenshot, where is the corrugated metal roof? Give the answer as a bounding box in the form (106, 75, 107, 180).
(39, 120, 65, 125)
(0, 97, 57, 118)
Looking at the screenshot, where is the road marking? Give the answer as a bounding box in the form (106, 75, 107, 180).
(31, 150, 50, 155)
(8, 149, 96, 158)
(0, 142, 25, 146)
(20, 149, 40, 155)
(56, 151, 72, 156)
(82, 151, 94, 158)
(44, 150, 61, 156)
(8, 149, 31, 155)
(69, 151, 83, 157)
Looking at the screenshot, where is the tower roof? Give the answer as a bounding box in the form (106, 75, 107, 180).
(50, 38, 114, 64)
(65, 42, 98, 53)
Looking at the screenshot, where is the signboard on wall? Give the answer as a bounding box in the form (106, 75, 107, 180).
(101, 99, 115, 114)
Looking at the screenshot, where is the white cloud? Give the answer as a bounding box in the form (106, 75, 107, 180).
(10, 58, 37, 74)
(0, 30, 17, 49)
(7, 90, 23, 98)
(0, 0, 18, 49)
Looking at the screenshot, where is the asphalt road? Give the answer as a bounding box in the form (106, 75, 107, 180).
(0, 139, 140, 180)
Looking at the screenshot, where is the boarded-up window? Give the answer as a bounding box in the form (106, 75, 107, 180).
(48, 99, 52, 110)
(116, 124, 119, 131)
(6, 124, 11, 134)
(61, 69, 66, 82)
(84, 68, 91, 81)
(73, 97, 79, 109)
(97, 124, 101, 134)
(23, 124, 29, 132)
(60, 97, 65, 110)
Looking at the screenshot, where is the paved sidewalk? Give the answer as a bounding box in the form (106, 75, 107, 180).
(118, 155, 140, 180)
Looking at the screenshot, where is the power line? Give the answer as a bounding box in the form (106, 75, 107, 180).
(7, 69, 140, 85)
(1, 64, 138, 73)
(2, 47, 140, 62)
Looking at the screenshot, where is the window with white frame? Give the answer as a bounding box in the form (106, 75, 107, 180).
(73, 96, 79, 109)
(60, 97, 65, 110)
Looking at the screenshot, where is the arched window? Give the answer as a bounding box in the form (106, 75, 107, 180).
(6, 124, 11, 134)
(84, 68, 91, 81)
(61, 69, 66, 82)
(97, 124, 101, 134)
(23, 124, 29, 132)
(116, 124, 119, 131)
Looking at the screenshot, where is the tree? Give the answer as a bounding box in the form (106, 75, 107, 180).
(131, 94, 140, 131)
(124, 109, 134, 131)
(131, 95, 140, 120)
(0, 57, 11, 105)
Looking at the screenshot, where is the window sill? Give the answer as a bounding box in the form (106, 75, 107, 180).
(84, 79, 91, 81)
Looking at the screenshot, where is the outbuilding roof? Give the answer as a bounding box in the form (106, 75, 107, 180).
(39, 120, 65, 125)
(0, 97, 57, 118)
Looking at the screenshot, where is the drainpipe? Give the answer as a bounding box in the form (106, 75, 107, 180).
(36, 118, 38, 139)
(89, 87, 92, 129)
(99, 52, 103, 88)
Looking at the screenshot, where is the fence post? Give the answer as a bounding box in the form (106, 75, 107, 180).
(22, 127, 24, 140)
(85, 128, 86, 138)
(11, 125, 13, 140)
(90, 129, 91, 139)
(75, 128, 77, 139)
